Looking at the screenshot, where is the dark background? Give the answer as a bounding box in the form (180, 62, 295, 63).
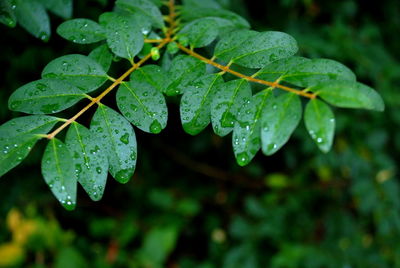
(0, 0, 399, 267)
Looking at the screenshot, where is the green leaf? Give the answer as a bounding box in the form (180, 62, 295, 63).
(91, 105, 137, 183)
(0, 0, 17, 27)
(180, 74, 223, 135)
(260, 93, 302, 155)
(117, 78, 168, 134)
(8, 78, 86, 114)
(214, 30, 298, 68)
(281, 58, 356, 87)
(38, 0, 72, 19)
(179, 18, 219, 48)
(41, 138, 77, 210)
(0, 115, 59, 177)
(116, 0, 165, 29)
(42, 54, 108, 93)
(254, 56, 310, 82)
(313, 81, 384, 111)
(166, 55, 206, 96)
(88, 44, 113, 72)
(57, 18, 105, 44)
(65, 122, 109, 201)
(99, 12, 144, 61)
(211, 79, 252, 137)
(14, 0, 50, 41)
(233, 91, 272, 166)
(183, 0, 222, 9)
(133, 65, 170, 92)
(181, 7, 249, 30)
(304, 99, 335, 153)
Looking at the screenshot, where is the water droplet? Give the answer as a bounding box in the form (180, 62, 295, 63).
(150, 120, 162, 134)
(237, 152, 249, 166)
(96, 167, 102, 174)
(317, 137, 323, 143)
(120, 133, 129, 144)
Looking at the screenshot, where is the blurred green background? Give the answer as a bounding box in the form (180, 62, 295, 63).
(1, 0, 400, 267)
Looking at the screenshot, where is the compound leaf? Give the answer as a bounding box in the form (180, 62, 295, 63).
(180, 74, 223, 135)
(179, 18, 219, 48)
(0, 115, 59, 177)
(214, 30, 298, 69)
(313, 81, 384, 111)
(116, 0, 165, 29)
(14, 0, 50, 41)
(91, 105, 137, 184)
(117, 78, 168, 134)
(66, 122, 109, 201)
(166, 55, 206, 96)
(211, 79, 252, 137)
(99, 12, 144, 61)
(57, 18, 105, 44)
(41, 138, 77, 210)
(260, 93, 302, 155)
(8, 78, 86, 114)
(233, 91, 272, 166)
(304, 99, 335, 153)
(89, 44, 114, 72)
(282, 58, 356, 87)
(42, 54, 108, 93)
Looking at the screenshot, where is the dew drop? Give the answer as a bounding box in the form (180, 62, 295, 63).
(120, 133, 130, 144)
(150, 120, 162, 134)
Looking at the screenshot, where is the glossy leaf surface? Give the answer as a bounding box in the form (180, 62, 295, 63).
(57, 18, 105, 44)
(66, 123, 109, 201)
(91, 105, 137, 184)
(41, 138, 77, 210)
(8, 78, 86, 114)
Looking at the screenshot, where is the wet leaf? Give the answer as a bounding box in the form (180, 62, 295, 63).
(66, 122, 109, 201)
(179, 18, 219, 48)
(57, 18, 105, 44)
(304, 99, 335, 153)
(91, 105, 137, 183)
(42, 54, 108, 93)
(88, 44, 113, 72)
(116, 0, 164, 29)
(211, 79, 252, 137)
(8, 78, 86, 114)
(41, 138, 77, 210)
(0, 115, 59, 177)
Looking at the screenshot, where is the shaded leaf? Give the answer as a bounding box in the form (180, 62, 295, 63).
(14, 0, 50, 41)
(0, 0, 16, 27)
(66, 122, 109, 201)
(313, 81, 384, 111)
(116, 0, 164, 29)
(166, 55, 206, 96)
(261, 93, 302, 155)
(211, 79, 252, 137)
(42, 54, 108, 93)
(181, 7, 249, 30)
(88, 44, 113, 72)
(180, 74, 223, 135)
(179, 18, 219, 48)
(233, 91, 272, 166)
(117, 79, 168, 134)
(99, 12, 144, 61)
(133, 65, 169, 92)
(282, 58, 356, 87)
(38, 0, 72, 19)
(214, 30, 298, 68)
(57, 18, 105, 44)
(0, 115, 59, 177)
(304, 99, 335, 153)
(41, 138, 77, 210)
(90, 105, 137, 183)
(8, 78, 86, 114)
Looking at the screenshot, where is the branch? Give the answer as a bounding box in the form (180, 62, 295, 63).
(176, 43, 316, 99)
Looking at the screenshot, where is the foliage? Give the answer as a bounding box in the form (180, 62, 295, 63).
(1, 0, 400, 267)
(0, 0, 384, 210)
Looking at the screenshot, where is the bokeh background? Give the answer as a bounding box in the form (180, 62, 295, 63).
(1, 0, 400, 267)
